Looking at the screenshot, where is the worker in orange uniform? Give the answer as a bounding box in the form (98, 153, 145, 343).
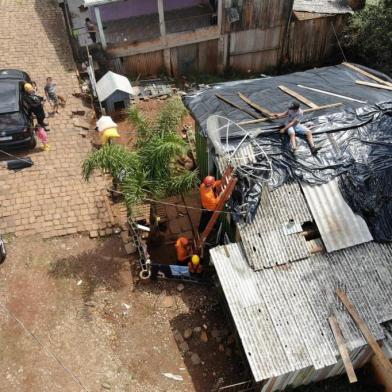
(188, 255, 203, 275)
(198, 175, 222, 233)
(175, 236, 192, 264)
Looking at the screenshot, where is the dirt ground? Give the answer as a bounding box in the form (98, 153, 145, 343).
(111, 99, 195, 149)
(0, 234, 245, 392)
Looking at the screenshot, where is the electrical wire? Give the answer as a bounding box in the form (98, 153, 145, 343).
(0, 148, 33, 165)
(108, 188, 247, 216)
(2, 305, 89, 392)
(331, 21, 348, 63)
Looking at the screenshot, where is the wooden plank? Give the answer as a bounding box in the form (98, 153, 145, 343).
(343, 62, 392, 87)
(238, 93, 274, 118)
(336, 289, 392, 371)
(278, 85, 318, 108)
(215, 94, 261, 119)
(328, 316, 358, 383)
(238, 103, 343, 125)
(356, 80, 392, 91)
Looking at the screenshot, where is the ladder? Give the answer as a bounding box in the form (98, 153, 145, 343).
(195, 165, 238, 254)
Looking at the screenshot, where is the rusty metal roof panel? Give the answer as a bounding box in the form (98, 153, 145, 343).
(237, 182, 313, 269)
(211, 241, 392, 382)
(302, 178, 373, 253)
(293, 0, 353, 14)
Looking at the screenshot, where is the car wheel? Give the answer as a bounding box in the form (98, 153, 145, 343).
(29, 134, 37, 149)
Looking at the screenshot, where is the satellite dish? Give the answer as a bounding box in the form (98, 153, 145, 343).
(206, 115, 272, 182)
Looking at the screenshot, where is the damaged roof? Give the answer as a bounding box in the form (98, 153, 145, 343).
(187, 64, 392, 381)
(211, 241, 392, 382)
(293, 0, 353, 14)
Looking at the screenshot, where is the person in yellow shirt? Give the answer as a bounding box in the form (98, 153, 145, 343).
(102, 127, 120, 144)
(198, 176, 222, 233)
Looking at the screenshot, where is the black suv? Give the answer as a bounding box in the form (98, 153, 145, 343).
(0, 69, 36, 149)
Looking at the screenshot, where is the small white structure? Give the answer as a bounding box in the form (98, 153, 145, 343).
(96, 71, 133, 114)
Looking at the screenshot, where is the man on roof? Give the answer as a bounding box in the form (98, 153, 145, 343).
(274, 101, 321, 155)
(198, 175, 222, 233)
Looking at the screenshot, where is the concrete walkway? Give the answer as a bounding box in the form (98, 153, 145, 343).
(0, 0, 110, 239)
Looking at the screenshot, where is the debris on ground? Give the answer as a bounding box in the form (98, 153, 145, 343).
(162, 373, 184, 381)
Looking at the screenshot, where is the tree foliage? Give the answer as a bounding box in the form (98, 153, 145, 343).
(83, 97, 199, 205)
(342, 0, 392, 75)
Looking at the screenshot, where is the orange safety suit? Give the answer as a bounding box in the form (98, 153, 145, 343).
(175, 237, 190, 263)
(199, 180, 222, 210)
(188, 261, 203, 274)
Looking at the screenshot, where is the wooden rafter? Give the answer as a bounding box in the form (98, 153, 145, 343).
(238, 93, 274, 118)
(238, 103, 342, 126)
(336, 289, 392, 372)
(356, 80, 392, 91)
(215, 94, 261, 119)
(343, 62, 392, 87)
(278, 85, 318, 108)
(329, 316, 358, 383)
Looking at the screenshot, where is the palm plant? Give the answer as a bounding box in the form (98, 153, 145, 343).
(83, 97, 199, 206)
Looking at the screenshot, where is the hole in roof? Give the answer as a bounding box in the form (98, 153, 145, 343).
(253, 246, 257, 252)
(301, 220, 321, 241)
(248, 352, 252, 356)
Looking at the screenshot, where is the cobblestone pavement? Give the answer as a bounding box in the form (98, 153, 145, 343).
(0, 0, 111, 239)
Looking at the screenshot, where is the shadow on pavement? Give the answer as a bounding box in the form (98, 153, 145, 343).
(48, 237, 129, 304)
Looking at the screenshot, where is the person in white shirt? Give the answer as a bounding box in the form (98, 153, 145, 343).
(274, 101, 321, 155)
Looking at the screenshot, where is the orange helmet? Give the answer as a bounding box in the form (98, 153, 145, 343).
(203, 176, 215, 187)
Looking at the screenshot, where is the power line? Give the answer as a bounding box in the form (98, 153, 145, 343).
(2, 306, 89, 392)
(331, 21, 348, 63)
(109, 189, 247, 216)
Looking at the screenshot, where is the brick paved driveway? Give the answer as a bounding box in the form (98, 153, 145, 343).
(0, 0, 110, 239)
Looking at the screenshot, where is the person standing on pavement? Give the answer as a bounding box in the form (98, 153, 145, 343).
(44, 77, 66, 114)
(274, 101, 321, 155)
(23, 83, 48, 128)
(198, 175, 222, 233)
(85, 18, 97, 43)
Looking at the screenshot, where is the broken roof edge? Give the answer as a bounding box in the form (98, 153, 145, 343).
(83, 0, 121, 7)
(293, 0, 353, 15)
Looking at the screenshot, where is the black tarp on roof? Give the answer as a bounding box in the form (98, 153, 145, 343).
(184, 64, 392, 241)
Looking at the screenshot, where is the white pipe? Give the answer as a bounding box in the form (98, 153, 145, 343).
(297, 84, 367, 104)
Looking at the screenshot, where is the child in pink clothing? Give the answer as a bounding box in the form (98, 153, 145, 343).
(35, 126, 50, 151)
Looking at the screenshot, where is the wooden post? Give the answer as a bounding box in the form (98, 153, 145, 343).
(157, 0, 171, 75)
(329, 316, 358, 383)
(94, 6, 107, 49)
(336, 289, 392, 372)
(157, 0, 166, 37)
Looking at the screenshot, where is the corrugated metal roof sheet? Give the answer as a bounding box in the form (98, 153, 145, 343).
(237, 182, 312, 269)
(302, 178, 373, 252)
(211, 241, 392, 382)
(293, 0, 352, 14)
(96, 71, 133, 102)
